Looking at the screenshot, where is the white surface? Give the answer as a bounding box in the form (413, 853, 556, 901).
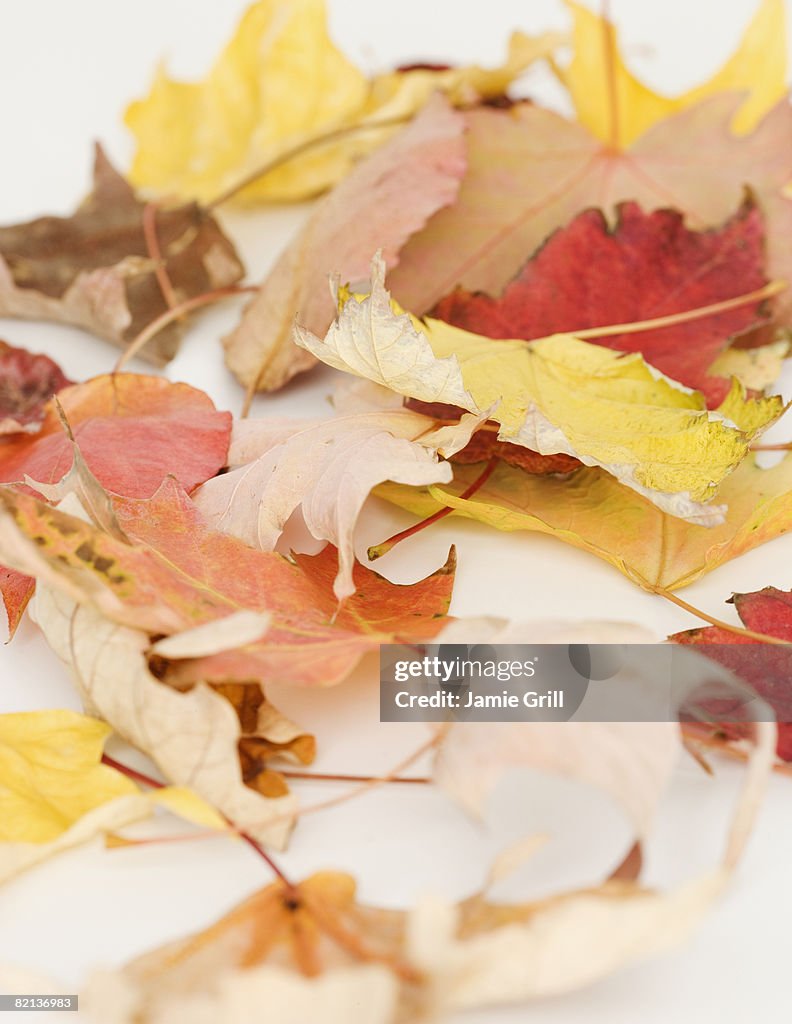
(0, 2, 791, 1022)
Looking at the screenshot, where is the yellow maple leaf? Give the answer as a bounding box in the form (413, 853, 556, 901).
(125, 0, 561, 203)
(295, 255, 782, 522)
(376, 451, 792, 594)
(0, 710, 139, 844)
(557, 0, 787, 149)
(0, 709, 225, 881)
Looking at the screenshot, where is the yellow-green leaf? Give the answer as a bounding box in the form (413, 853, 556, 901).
(376, 452, 792, 592)
(0, 709, 227, 882)
(557, 0, 787, 149)
(0, 710, 138, 844)
(295, 256, 782, 523)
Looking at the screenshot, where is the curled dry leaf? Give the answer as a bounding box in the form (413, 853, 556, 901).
(0, 477, 455, 687)
(0, 340, 72, 433)
(223, 96, 467, 392)
(80, 719, 775, 1023)
(433, 720, 679, 840)
(31, 588, 299, 848)
(0, 146, 243, 363)
(431, 620, 677, 840)
(0, 373, 231, 636)
(377, 451, 792, 593)
(296, 256, 781, 522)
(194, 407, 481, 601)
(432, 198, 771, 405)
(0, 709, 223, 881)
(672, 587, 792, 759)
(558, 0, 786, 147)
(125, 0, 559, 204)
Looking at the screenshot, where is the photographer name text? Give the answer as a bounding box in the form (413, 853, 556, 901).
(392, 688, 564, 710)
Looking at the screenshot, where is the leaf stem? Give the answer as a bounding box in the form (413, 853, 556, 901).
(142, 202, 180, 311)
(101, 753, 295, 887)
(280, 769, 429, 785)
(574, 280, 786, 341)
(102, 753, 162, 789)
(284, 728, 446, 825)
(368, 456, 498, 560)
(751, 441, 792, 452)
(113, 285, 259, 371)
(654, 587, 790, 645)
(204, 114, 415, 211)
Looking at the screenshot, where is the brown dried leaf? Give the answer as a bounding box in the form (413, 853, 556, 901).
(0, 146, 244, 364)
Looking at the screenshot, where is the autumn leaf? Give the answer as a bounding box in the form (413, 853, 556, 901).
(0, 341, 72, 433)
(435, 722, 679, 840)
(432, 198, 771, 404)
(376, 451, 792, 593)
(33, 587, 302, 847)
(727, 588, 792, 641)
(0, 710, 143, 847)
(0, 146, 243, 364)
(79, 714, 774, 1021)
(386, 95, 792, 332)
(222, 1, 792, 394)
(223, 96, 467, 393)
(452, 434, 582, 474)
(83, 869, 720, 1023)
(341, 378, 584, 477)
(672, 588, 792, 760)
(295, 256, 782, 522)
(125, 0, 559, 205)
(1, 374, 230, 498)
(194, 406, 481, 601)
(709, 339, 790, 392)
(557, 0, 786, 148)
(0, 477, 455, 687)
(0, 709, 224, 881)
(0, 373, 231, 636)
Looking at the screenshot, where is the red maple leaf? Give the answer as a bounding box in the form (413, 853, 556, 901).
(672, 588, 792, 760)
(432, 198, 768, 405)
(0, 373, 230, 635)
(0, 340, 72, 431)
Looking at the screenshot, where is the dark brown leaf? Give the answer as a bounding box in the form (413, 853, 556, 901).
(0, 146, 244, 364)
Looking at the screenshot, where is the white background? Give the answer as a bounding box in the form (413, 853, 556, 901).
(0, 2, 791, 1021)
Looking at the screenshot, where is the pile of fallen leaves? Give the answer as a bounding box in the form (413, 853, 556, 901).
(1, 1, 791, 1020)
